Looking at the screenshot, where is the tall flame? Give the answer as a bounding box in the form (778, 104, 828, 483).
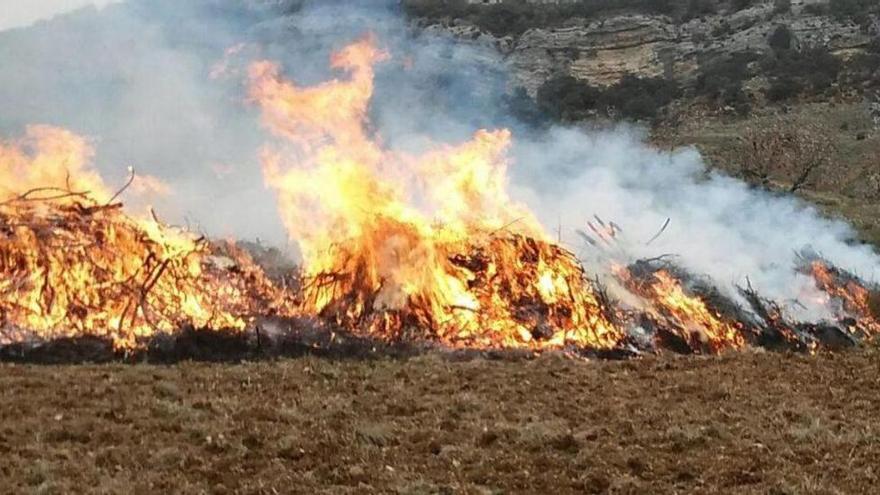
(248, 37, 619, 349)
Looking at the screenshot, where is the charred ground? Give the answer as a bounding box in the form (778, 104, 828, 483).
(1, 347, 878, 494)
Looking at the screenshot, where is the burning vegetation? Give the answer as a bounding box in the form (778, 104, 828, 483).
(0, 126, 295, 351)
(1, 38, 879, 361)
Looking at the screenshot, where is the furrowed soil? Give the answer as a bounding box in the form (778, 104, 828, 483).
(1, 349, 879, 494)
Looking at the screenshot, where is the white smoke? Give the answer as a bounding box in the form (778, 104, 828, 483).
(511, 127, 879, 318)
(0, 0, 119, 31)
(0, 0, 876, 321)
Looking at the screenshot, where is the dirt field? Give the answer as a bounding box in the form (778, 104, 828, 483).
(1, 348, 879, 495)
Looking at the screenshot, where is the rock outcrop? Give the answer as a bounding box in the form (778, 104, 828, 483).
(419, 3, 877, 94)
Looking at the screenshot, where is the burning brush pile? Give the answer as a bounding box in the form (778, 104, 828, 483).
(0, 126, 296, 354)
(1, 38, 879, 361)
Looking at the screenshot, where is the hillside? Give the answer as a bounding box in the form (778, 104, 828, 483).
(404, 0, 880, 245)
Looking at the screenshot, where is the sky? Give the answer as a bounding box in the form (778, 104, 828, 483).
(0, 0, 117, 31)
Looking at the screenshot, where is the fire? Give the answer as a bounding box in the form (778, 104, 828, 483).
(248, 37, 620, 350)
(615, 266, 746, 352)
(646, 271, 745, 351)
(808, 261, 880, 338)
(0, 125, 110, 203)
(1, 36, 877, 358)
(0, 126, 293, 349)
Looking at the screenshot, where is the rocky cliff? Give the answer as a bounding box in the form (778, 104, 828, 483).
(418, 3, 878, 95)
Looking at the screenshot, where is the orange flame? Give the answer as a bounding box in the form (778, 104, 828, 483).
(0, 126, 293, 349)
(0, 125, 110, 203)
(248, 37, 618, 350)
(809, 261, 880, 337)
(615, 267, 745, 352)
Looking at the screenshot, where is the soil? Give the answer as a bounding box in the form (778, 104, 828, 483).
(1, 348, 879, 494)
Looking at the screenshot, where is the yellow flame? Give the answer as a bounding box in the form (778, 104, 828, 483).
(249, 36, 618, 349)
(0, 126, 293, 349)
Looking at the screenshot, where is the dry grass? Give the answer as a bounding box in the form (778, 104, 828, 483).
(1, 349, 879, 494)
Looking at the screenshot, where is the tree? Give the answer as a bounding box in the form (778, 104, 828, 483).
(740, 118, 835, 193)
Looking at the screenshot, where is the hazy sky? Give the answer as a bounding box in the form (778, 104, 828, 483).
(0, 0, 118, 31)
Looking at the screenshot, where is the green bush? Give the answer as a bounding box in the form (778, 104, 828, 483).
(535, 73, 680, 122)
(601, 75, 682, 120)
(845, 52, 880, 86)
(402, 0, 724, 36)
(695, 51, 758, 113)
(731, 0, 758, 11)
(503, 87, 548, 125)
(683, 0, 718, 21)
(536, 75, 602, 122)
(803, 3, 828, 16)
(768, 25, 793, 51)
(773, 0, 792, 15)
(761, 46, 842, 101)
(766, 77, 803, 101)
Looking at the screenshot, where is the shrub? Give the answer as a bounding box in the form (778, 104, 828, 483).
(845, 52, 880, 86)
(535, 73, 681, 123)
(711, 22, 732, 38)
(803, 3, 829, 15)
(766, 77, 803, 101)
(731, 0, 756, 11)
(598, 75, 682, 120)
(503, 87, 548, 125)
(536, 75, 601, 122)
(402, 0, 704, 36)
(773, 0, 792, 15)
(768, 25, 793, 51)
(695, 51, 758, 113)
(683, 0, 718, 21)
(761, 46, 842, 100)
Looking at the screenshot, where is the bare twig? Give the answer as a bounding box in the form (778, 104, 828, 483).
(646, 218, 671, 246)
(106, 167, 136, 205)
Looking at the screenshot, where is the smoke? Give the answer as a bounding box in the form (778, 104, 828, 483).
(0, 0, 120, 31)
(0, 0, 509, 246)
(0, 0, 877, 319)
(511, 127, 879, 318)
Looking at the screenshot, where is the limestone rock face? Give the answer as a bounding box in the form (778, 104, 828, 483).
(418, 4, 877, 95)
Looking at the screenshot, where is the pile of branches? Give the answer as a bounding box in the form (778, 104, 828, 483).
(795, 251, 880, 340)
(619, 256, 878, 353)
(302, 232, 623, 350)
(619, 257, 754, 353)
(446, 233, 622, 349)
(0, 189, 295, 349)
